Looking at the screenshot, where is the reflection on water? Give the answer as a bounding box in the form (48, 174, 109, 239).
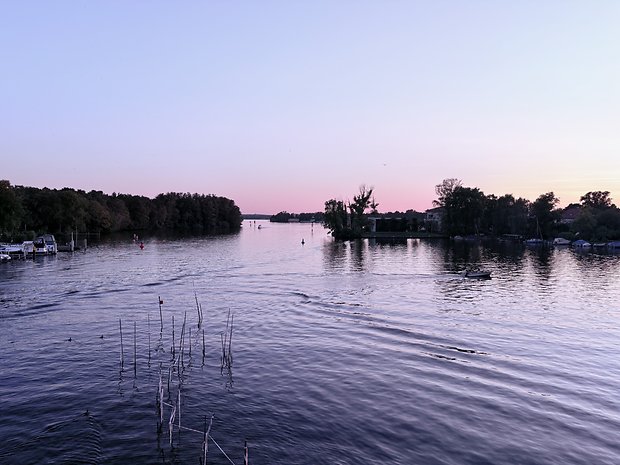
(1, 223, 620, 465)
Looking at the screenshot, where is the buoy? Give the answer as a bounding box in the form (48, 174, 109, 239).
(301, 238, 305, 245)
(139, 242, 144, 250)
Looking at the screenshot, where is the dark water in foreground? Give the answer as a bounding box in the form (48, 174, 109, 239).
(1, 221, 620, 464)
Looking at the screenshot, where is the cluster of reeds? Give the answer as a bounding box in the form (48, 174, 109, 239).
(119, 293, 247, 464)
(221, 309, 234, 372)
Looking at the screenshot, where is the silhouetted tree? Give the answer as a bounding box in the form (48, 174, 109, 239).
(580, 191, 614, 209)
(433, 178, 462, 208)
(530, 192, 561, 239)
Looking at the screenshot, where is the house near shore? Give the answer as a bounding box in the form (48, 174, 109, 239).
(367, 211, 425, 234)
(560, 205, 581, 224)
(425, 207, 444, 232)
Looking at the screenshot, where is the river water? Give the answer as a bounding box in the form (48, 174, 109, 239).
(1, 221, 619, 464)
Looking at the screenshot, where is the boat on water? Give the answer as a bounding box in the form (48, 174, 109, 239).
(0, 253, 11, 262)
(607, 241, 620, 249)
(525, 238, 544, 246)
(37, 234, 57, 254)
(572, 239, 591, 248)
(0, 243, 24, 254)
(553, 237, 571, 246)
(0, 234, 70, 257)
(463, 270, 492, 279)
(592, 242, 607, 248)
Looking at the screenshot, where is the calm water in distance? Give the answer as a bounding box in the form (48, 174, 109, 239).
(1, 220, 620, 464)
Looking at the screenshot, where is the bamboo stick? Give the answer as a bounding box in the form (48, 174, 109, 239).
(202, 328, 205, 362)
(133, 321, 137, 376)
(119, 318, 124, 367)
(172, 315, 175, 358)
(147, 313, 151, 365)
(158, 296, 164, 332)
(177, 388, 181, 431)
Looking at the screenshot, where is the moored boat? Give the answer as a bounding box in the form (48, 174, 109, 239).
(37, 234, 58, 254)
(525, 238, 544, 246)
(463, 270, 492, 279)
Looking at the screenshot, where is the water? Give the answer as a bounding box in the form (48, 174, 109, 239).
(1, 221, 620, 464)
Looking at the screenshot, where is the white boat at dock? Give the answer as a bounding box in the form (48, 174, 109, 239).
(553, 238, 570, 246)
(0, 234, 58, 258)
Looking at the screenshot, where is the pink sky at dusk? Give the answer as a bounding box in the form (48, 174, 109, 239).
(2, 2, 619, 214)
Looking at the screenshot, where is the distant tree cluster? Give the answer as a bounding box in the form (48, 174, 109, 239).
(269, 211, 324, 223)
(0, 180, 242, 241)
(571, 191, 620, 241)
(323, 185, 374, 239)
(433, 178, 620, 241)
(321, 180, 620, 242)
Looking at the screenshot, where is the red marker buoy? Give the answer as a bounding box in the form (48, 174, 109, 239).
(139, 242, 144, 250)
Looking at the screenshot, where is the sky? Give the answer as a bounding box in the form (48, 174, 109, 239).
(1, 1, 619, 214)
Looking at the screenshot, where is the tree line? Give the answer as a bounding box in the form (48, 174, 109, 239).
(322, 180, 620, 242)
(433, 178, 620, 241)
(0, 180, 242, 241)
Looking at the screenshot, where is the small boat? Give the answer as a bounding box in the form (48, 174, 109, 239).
(592, 242, 607, 248)
(463, 270, 492, 279)
(525, 238, 544, 246)
(0, 243, 23, 254)
(553, 237, 570, 246)
(37, 234, 58, 254)
(572, 239, 591, 248)
(0, 253, 11, 262)
(607, 241, 620, 249)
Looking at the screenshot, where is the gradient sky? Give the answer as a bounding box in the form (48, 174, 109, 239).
(2, 1, 619, 214)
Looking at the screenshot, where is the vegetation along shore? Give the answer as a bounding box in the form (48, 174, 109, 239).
(0, 180, 242, 242)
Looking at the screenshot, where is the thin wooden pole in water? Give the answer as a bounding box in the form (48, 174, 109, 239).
(147, 313, 151, 365)
(119, 318, 124, 367)
(133, 321, 137, 376)
(194, 290, 202, 328)
(203, 414, 213, 465)
(202, 328, 205, 363)
(177, 388, 182, 431)
(228, 314, 233, 366)
(189, 327, 192, 357)
(172, 315, 176, 358)
(180, 311, 187, 368)
(202, 416, 207, 465)
(158, 296, 164, 332)
(244, 440, 249, 465)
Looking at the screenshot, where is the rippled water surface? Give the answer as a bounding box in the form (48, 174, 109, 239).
(1, 222, 620, 464)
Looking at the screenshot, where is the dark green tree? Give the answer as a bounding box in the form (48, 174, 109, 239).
(433, 178, 462, 207)
(323, 199, 348, 238)
(349, 185, 374, 236)
(530, 192, 561, 239)
(442, 186, 486, 236)
(580, 191, 614, 209)
(0, 180, 23, 238)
